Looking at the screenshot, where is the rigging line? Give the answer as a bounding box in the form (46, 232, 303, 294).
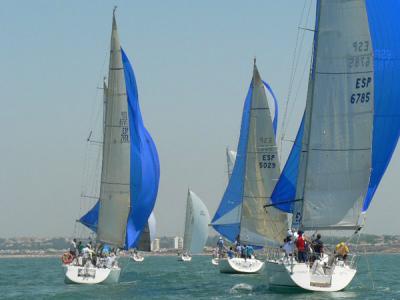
(364, 246, 375, 290)
(284, 48, 312, 138)
(279, 0, 307, 147)
(279, 0, 314, 159)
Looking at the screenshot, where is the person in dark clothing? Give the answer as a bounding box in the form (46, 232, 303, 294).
(312, 234, 324, 259)
(241, 245, 247, 259)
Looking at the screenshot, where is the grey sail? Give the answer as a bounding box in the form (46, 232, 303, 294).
(183, 190, 210, 254)
(97, 14, 131, 247)
(293, 0, 374, 230)
(240, 64, 287, 247)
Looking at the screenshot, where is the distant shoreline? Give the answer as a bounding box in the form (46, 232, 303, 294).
(0, 252, 214, 259)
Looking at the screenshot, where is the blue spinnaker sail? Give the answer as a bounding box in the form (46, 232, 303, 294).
(262, 81, 278, 136)
(269, 114, 305, 213)
(79, 201, 100, 232)
(211, 85, 252, 242)
(362, 0, 400, 211)
(121, 48, 160, 249)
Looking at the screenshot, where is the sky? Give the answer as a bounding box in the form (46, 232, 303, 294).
(0, 0, 398, 238)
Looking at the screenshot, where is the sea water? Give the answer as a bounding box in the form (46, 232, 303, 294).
(0, 254, 399, 299)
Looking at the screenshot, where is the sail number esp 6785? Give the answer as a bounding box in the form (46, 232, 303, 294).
(350, 76, 372, 104)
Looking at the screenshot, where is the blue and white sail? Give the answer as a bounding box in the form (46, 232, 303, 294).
(269, 114, 305, 214)
(136, 212, 157, 251)
(183, 190, 211, 254)
(270, 0, 399, 231)
(79, 12, 160, 249)
(212, 63, 287, 246)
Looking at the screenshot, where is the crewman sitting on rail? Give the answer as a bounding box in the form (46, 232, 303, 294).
(335, 242, 349, 261)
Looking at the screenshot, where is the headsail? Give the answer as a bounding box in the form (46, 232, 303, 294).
(80, 12, 160, 249)
(293, 0, 374, 230)
(183, 190, 210, 254)
(212, 62, 287, 246)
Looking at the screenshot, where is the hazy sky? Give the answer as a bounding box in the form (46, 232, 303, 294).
(0, 1, 398, 238)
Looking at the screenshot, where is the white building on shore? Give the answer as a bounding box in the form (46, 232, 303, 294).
(174, 236, 183, 249)
(151, 238, 160, 252)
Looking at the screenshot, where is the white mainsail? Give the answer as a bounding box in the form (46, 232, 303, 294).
(240, 64, 287, 246)
(183, 190, 210, 254)
(97, 15, 131, 247)
(293, 0, 373, 230)
(226, 148, 237, 179)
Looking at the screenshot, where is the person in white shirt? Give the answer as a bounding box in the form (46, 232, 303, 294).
(284, 238, 294, 254)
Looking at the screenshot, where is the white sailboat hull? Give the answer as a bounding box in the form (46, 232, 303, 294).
(266, 258, 356, 292)
(131, 255, 144, 262)
(178, 255, 192, 262)
(63, 264, 121, 284)
(219, 258, 264, 274)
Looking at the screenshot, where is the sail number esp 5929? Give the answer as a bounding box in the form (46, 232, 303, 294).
(259, 154, 276, 169)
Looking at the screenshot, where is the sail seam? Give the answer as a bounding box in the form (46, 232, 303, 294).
(309, 147, 371, 151)
(101, 181, 129, 185)
(316, 71, 373, 75)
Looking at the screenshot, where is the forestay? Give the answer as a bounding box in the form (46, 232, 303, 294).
(183, 190, 210, 254)
(295, 0, 374, 230)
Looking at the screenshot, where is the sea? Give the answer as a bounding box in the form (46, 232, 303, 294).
(0, 254, 399, 299)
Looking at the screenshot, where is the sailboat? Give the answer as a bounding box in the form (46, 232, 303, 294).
(131, 212, 156, 262)
(211, 61, 287, 274)
(266, 0, 400, 291)
(63, 9, 160, 284)
(179, 189, 211, 262)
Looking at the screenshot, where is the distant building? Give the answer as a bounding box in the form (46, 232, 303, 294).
(151, 238, 160, 252)
(174, 236, 183, 249)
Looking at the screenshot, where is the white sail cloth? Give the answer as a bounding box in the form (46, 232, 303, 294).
(97, 15, 131, 247)
(183, 190, 211, 254)
(295, 0, 373, 230)
(240, 65, 287, 246)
